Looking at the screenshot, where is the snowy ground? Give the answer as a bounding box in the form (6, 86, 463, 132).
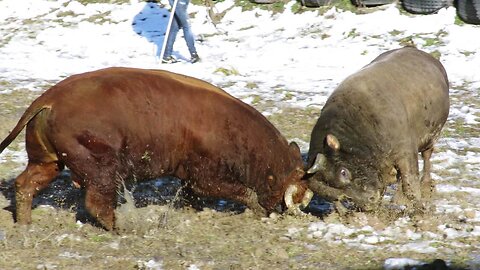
(0, 0, 479, 269)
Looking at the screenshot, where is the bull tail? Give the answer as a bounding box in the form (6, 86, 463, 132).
(0, 104, 50, 154)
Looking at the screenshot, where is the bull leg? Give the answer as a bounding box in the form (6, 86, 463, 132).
(393, 152, 422, 208)
(393, 181, 409, 206)
(241, 187, 268, 216)
(420, 147, 434, 200)
(84, 182, 118, 231)
(15, 162, 60, 224)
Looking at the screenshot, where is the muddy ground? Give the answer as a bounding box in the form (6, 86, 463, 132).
(0, 81, 479, 270)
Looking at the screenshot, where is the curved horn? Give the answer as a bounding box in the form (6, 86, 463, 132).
(300, 188, 314, 209)
(284, 184, 297, 210)
(307, 153, 326, 174)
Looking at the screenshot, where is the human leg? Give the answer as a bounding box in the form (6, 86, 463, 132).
(174, 0, 199, 61)
(162, 17, 180, 62)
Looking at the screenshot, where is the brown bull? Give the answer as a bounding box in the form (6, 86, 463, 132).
(0, 67, 312, 230)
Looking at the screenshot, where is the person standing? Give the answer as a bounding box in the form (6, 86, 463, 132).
(162, 0, 200, 63)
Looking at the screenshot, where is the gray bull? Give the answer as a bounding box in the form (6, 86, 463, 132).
(306, 47, 449, 211)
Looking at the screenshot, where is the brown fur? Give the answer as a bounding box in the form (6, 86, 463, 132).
(0, 67, 308, 230)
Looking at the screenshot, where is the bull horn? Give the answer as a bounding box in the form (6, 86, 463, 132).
(300, 188, 314, 209)
(307, 153, 326, 174)
(284, 184, 297, 210)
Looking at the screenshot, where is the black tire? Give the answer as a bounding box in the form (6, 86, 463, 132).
(352, 0, 395, 7)
(457, 0, 480, 24)
(402, 0, 449, 14)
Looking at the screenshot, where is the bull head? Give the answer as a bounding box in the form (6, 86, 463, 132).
(307, 134, 352, 187)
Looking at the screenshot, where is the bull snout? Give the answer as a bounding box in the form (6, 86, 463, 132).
(348, 189, 382, 211)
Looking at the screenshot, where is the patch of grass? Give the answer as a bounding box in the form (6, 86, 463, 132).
(271, 1, 287, 13)
(217, 81, 236, 88)
(289, 0, 357, 15)
(346, 28, 359, 39)
(56, 10, 78, 18)
(0, 34, 14, 48)
(0, 80, 14, 89)
(436, 29, 448, 38)
(89, 234, 112, 243)
(234, 0, 257, 12)
(282, 91, 294, 101)
(291, 2, 303, 13)
(264, 105, 320, 141)
(299, 26, 331, 39)
(85, 11, 114, 24)
(246, 82, 259, 89)
(424, 32, 445, 47)
(251, 95, 262, 105)
(459, 50, 475, 57)
(429, 50, 441, 60)
(424, 37, 440, 47)
(398, 35, 415, 47)
(442, 119, 476, 138)
(331, 0, 357, 12)
(239, 25, 255, 31)
(230, 0, 358, 15)
(389, 29, 404, 36)
(76, 0, 129, 4)
(233, 0, 288, 13)
(454, 15, 466, 26)
(214, 67, 240, 76)
(300, 26, 320, 35)
(192, 0, 211, 4)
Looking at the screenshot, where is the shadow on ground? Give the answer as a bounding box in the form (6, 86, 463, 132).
(0, 169, 333, 228)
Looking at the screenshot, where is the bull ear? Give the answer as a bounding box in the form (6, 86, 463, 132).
(326, 134, 340, 151)
(289, 141, 300, 154)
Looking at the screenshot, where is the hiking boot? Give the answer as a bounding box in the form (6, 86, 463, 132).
(162, 56, 177, 64)
(190, 53, 200, 63)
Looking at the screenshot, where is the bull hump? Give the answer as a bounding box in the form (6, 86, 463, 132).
(59, 67, 234, 100)
(176, 75, 228, 96)
(152, 69, 233, 99)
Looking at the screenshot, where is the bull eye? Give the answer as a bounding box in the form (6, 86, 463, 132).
(340, 168, 351, 179)
(337, 167, 351, 186)
(267, 175, 274, 182)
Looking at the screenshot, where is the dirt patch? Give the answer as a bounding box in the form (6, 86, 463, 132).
(0, 187, 475, 269)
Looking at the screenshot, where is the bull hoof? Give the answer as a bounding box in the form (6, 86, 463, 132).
(334, 201, 351, 217)
(99, 220, 115, 231)
(421, 182, 435, 201)
(392, 192, 410, 207)
(402, 199, 429, 218)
